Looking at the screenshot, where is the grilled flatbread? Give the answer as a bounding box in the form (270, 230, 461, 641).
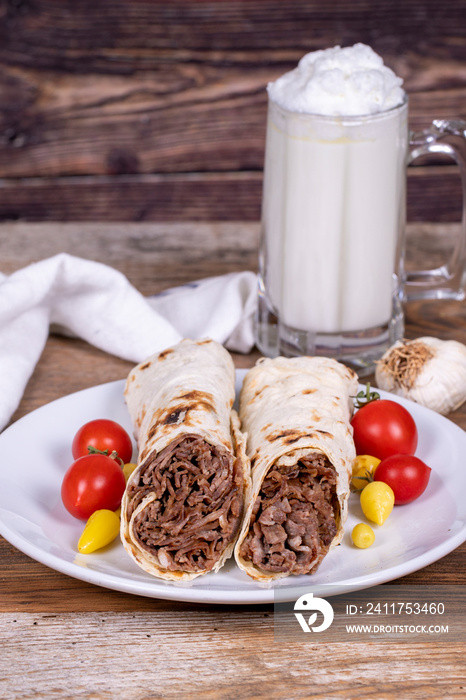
(121, 338, 247, 582)
(234, 356, 357, 583)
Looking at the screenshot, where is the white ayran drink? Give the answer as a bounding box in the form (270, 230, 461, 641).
(257, 43, 408, 368)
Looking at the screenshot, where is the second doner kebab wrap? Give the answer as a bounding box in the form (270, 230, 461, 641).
(234, 356, 358, 583)
(121, 338, 248, 583)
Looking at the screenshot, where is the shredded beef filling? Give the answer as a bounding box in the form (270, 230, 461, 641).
(126, 434, 242, 573)
(239, 453, 338, 575)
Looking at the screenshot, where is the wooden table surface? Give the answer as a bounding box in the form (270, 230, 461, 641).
(1, 222, 465, 699)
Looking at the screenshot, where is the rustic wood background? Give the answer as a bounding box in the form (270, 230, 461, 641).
(0, 0, 465, 223)
(1, 221, 465, 700)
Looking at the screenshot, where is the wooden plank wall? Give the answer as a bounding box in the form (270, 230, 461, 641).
(0, 0, 465, 223)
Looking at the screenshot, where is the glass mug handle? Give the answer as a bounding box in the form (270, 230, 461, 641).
(405, 119, 466, 301)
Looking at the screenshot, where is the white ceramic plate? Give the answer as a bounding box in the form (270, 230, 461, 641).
(0, 371, 465, 604)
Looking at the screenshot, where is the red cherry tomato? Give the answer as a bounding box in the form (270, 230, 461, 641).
(61, 453, 126, 520)
(374, 454, 432, 505)
(351, 400, 418, 460)
(72, 419, 133, 463)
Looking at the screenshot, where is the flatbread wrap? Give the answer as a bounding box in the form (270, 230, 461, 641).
(234, 356, 358, 582)
(121, 338, 247, 582)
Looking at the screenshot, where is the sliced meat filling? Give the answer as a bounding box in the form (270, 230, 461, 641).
(126, 434, 243, 573)
(239, 453, 338, 575)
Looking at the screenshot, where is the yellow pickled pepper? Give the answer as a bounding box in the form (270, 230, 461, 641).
(78, 509, 121, 554)
(351, 454, 380, 491)
(123, 462, 138, 481)
(360, 481, 395, 526)
(352, 523, 376, 548)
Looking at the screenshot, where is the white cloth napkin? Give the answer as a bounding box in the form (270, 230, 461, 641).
(0, 253, 257, 431)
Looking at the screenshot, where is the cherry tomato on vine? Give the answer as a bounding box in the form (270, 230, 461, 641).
(351, 399, 418, 460)
(72, 419, 133, 463)
(374, 454, 432, 505)
(61, 453, 126, 520)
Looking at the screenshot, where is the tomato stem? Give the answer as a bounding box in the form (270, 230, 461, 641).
(353, 382, 380, 408)
(87, 445, 124, 467)
(351, 469, 375, 492)
(109, 450, 125, 467)
(87, 445, 109, 456)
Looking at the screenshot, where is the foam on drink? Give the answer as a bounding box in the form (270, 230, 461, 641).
(267, 43, 404, 116)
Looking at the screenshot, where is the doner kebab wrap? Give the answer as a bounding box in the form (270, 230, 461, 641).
(234, 356, 357, 582)
(121, 338, 248, 582)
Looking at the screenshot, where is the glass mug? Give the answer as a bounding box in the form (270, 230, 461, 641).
(255, 95, 466, 374)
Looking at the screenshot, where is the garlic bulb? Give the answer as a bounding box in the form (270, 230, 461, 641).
(375, 337, 466, 415)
